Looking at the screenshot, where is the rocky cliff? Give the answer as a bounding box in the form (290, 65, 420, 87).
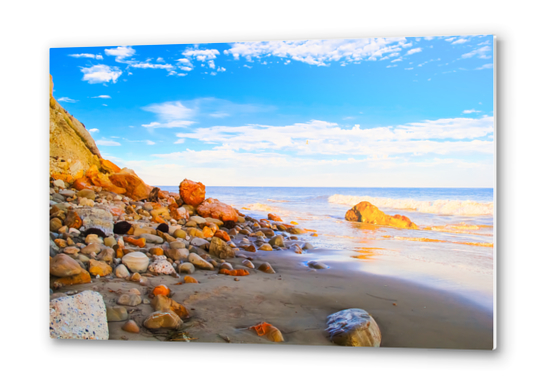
(49, 75, 152, 200)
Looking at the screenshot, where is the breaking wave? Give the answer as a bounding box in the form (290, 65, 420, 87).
(328, 194, 493, 216)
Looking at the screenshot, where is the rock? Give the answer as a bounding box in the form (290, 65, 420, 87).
(106, 306, 128, 322)
(50, 291, 108, 339)
(191, 237, 209, 247)
(148, 256, 175, 274)
(165, 248, 189, 261)
(242, 244, 256, 252)
(190, 215, 207, 224)
(62, 246, 79, 255)
(187, 228, 204, 238)
(81, 242, 102, 255)
(77, 189, 96, 200)
(259, 244, 273, 251)
(52, 270, 91, 287)
(242, 259, 255, 269)
(122, 320, 140, 333)
(209, 237, 235, 259)
(64, 208, 82, 229)
(173, 229, 187, 239)
(108, 168, 152, 201)
(184, 276, 198, 283)
(133, 226, 155, 236)
(268, 213, 282, 222)
(308, 260, 328, 269)
(257, 262, 276, 274)
(345, 201, 418, 229)
(326, 309, 381, 347)
(50, 254, 83, 277)
(88, 259, 112, 277)
(143, 311, 182, 330)
(302, 242, 314, 250)
(50, 292, 67, 300)
(179, 179, 206, 206)
(139, 233, 164, 244)
(286, 227, 307, 235)
(50, 218, 63, 232)
(59, 189, 76, 197)
(117, 293, 142, 306)
(113, 221, 132, 235)
(104, 236, 116, 247)
(169, 240, 186, 249)
(219, 262, 233, 270)
(292, 244, 303, 254)
(188, 253, 214, 270)
(269, 235, 285, 247)
(178, 262, 195, 274)
(115, 264, 130, 278)
(75, 207, 114, 236)
(53, 179, 66, 189)
(122, 252, 150, 273)
(214, 230, 231, 242)
(196, 198, 238, 222)
(261, 228, 275, 238)
(79, 197, 94, 207)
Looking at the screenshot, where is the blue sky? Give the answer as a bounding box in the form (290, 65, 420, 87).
(50, 35, 494, 187)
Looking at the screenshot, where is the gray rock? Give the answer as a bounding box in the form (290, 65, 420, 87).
(302, 242, 315, 250)
(188, 253, 214, 270)
(191, 237, 209, 247)
(326, 309, 381, 347)
(50, 291, 109, 339)
(75, 207, 114, 236)
(269, 235, 285, 247)
(106, 306, 128, 322)
(165, 248, 189, 261)
(140, 233, 164, 244)
(117, 293, 142, 306)
(59, 189, 76, 197)
(115, 264, 130, 278)
(169, 240, 186, 249)
(308, 260, 328, 269)
(178, 262, 195, 274)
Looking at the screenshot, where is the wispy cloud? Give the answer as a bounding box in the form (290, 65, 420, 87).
(92, 95, 111, 99)
(141, 101, 195, 128)
(58, 97, 78, 103)
(463, 109, 481, 114)
(89, 128, 99, 133)
(104, 46, 135, 61)
(406, 48, 422, 55)
(69, 53, 103, 60)
(476, 63, 493, 70)
(96, 139, 121, 146)
(81, 64, 122, 84)
(462, 46, 491, 59)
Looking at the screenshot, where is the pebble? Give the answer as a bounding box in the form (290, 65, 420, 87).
(117, 293, 142, 307)
(308, 260, 328, 269)
(179, 262, 195, 274)
(257, 262, 276, 274)
(106, 306, 128, 322)
(115, 264, 130, 278)
(258, 244, 273, 251)
(122, 320, 140, 333)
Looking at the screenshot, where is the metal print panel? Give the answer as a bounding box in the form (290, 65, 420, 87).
(49, 35, 495, 349)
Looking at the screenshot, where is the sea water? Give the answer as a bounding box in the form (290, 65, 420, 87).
(160, 186, 495, 311)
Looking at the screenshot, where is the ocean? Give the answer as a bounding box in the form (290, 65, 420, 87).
(160, 186, 495, 311)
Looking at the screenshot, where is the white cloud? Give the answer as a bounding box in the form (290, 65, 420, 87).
(217, 67, 226, 72)
(463, 109, 481, 114)
(102, 104, 107, 106)
(58, 97, 77, 103)
(142, 101, 194, 120)
(156, 57, 165, 62)
(142, 121, 194, 128)
(391, 58, 402, 63)
(476, 63, 493, 70)
(92, 95, 111, 99)
(81, 65, 122, 84)
(462, 46, 491, 59)
(406, 48, 422, 55)
(104, 46, 135, 61)
(129, 62, 174, 70)
(386, 64, 397, 68)
(179, 66, 193, 71)
(183, 48, 220, 61)
(208, 60, 216, 69)
(405, 67, 414, 70)
(445, 37, 456, 42)
(452, 38, 468, 45)
(69, 53, 103, 60)
(224, 38, 412, 66)
(96, 139, 121, 146)
(88, 128, 99, 133)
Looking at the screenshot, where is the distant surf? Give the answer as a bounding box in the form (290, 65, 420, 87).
(328, 194, 493, 216)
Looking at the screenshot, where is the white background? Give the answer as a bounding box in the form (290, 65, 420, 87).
(0, 0, 539, 382)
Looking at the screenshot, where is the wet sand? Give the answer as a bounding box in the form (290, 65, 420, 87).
(58, 247, 493, 349)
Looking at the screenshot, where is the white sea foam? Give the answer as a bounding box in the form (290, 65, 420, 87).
(328, 194, 493, 216)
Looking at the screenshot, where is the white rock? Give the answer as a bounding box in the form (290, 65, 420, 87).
(115, 264, 130, 278)
(188, 253, 214, 270)
(326, 309, 381, 347)
(191, 238, 209, 247)
(50, 291, 109, 340)
(122, 252, 150, 273)
(53, 179, 66, 189)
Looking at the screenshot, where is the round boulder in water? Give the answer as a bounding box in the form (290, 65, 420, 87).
(326, 308, 381, 347)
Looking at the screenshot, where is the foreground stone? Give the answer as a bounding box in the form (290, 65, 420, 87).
(106, 306, 128, 322)
(179, 179, 206, 206)
(209, 236, 235, 259)
(75, 207, 114, 236)
(50, 291, 108, 339)
(326, 308, 381, 347)
(345, 201, 418, 230)
(122, 252, 150, 273)
(143, 311, 182, 330)
(50, 254, 83, 277)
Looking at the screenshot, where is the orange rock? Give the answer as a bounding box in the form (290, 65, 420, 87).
(64, 208, 82, 229)
(268, 213, 283, 222)
(153, 215, 166, 224)
(100, 159, 121, 174)
(151, 207, 170, 223)
(109, 206, 124, 216)
(51, 173, 75, 184)
(345, 201, 418, 229)
(89, 259, 112, 277)
(109, 168, 153, 201)
(219, 268, 250, 276)
(214, 230, 231, 242)
(152, 285, 170, 297)
(151, 295, 190, 319)
(85, 165, 127, 195)
(249, 322, 284, 342)
(196, 198, 238, 222)
(124, 236, 146, 248)
(184, 276, 198, 284)
(52, 270, 91, 286)
(179, 179, 206, 206)
(158, 190, 170, 199)
(122, 320, 140, 333)
(202, 223, 218, 238)
(72, 177, 95, 191)
(149, 247, 164, 256)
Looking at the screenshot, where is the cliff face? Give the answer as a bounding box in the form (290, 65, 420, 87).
(50, 75, 102, 183)
(49, 75, 152, 200)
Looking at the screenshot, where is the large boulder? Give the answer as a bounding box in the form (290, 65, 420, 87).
(196, 198, 238, 222)
(326, 308, 381, 347)
(49, 291, 109, 340)
(75, 207, 114, 236)
(179, 179, 206, 206)
(109, 168, 152, 201)
(85, 164, 127, 195)
(345, 201, 418, 229)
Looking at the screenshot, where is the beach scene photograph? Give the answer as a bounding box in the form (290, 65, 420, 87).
(49, 36, 495, 349)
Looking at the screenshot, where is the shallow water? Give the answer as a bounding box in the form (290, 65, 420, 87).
(160, 186, 495, 311)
